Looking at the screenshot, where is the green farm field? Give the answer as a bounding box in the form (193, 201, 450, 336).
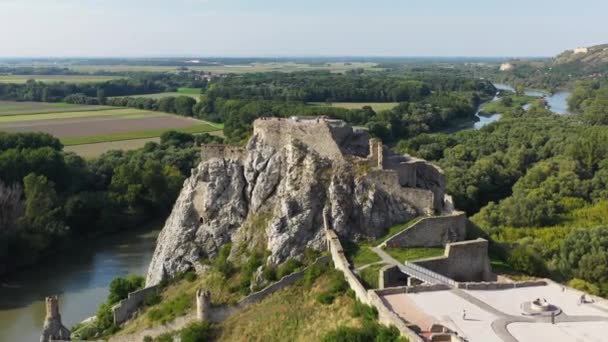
(110, 87, 202, 100)
(0, 101, 111, 116)
(68, 62, 379, 74)
(61, 124, 220, 146)
(0, 74, 123, 84)
(308, 102, 398, 112)
(0, 101, 222, 153)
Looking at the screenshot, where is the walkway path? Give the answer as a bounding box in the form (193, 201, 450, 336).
(372, 245, 608, 341)
(371, 247, 455, 287)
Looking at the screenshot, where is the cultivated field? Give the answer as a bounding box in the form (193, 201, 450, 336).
(0, 75, 123, 84)
(110, 88, 202, 100)
(0, 101, 110, 116)
(64, 130, 224, 157)
(68, 62, 379, 74)
(308, 102, 398, 111)
(0, 101, 222, 153)
(64, 137, 160, 157)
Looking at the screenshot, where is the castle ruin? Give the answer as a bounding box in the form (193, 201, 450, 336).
(40, 296, 71, 342)
(201, 116, 448, 215)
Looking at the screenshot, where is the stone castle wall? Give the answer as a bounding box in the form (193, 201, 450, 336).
(253, 117, 347, 160)
(414, 238, 494, 282)
(112, 285, 159, 326)
(381, 212, 467, 249)
(326, 229, 370, 304)
(200, 144, 245, 163)
(325, 224, 425, 341)
(367, 169, 435, 216)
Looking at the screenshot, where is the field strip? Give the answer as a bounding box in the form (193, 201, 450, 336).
(61, 124, 222, 146)
(0, 106, 123, 117)
(0, 109, 156, 123)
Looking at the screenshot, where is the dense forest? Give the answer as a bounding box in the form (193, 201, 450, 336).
(0, 131, 222, 275)
(399, 82, 608, 295)
(0, 72, 207, 102)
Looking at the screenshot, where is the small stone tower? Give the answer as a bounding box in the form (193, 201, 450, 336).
(369, 138, 384, 169)
(196, 288, 211, 321)
(40, 296, 71, 342)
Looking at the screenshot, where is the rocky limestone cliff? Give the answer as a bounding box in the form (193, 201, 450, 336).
(146, 117, 448, 286)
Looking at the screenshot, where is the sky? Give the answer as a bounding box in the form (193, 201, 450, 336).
(0, 0, 607, 57)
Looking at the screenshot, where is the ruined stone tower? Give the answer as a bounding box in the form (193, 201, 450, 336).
(40, 296, 71, 342)
(196, 288, 211, 321)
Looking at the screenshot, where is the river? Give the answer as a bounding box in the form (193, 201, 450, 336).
(0, 228, 160, 342)
(472, 83, 572, 130)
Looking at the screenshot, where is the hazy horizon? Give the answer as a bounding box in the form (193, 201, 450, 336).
(1, 0, 607, 58)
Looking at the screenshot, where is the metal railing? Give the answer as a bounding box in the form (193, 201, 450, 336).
(403, 261, 458, 287)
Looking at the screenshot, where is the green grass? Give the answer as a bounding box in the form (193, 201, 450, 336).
(373, 217, 422, 245)
(308, 102, 398, 112)
(110, 92, 201, 100)
(358, 263, 386, 289)
(177, 87, 203, 95)
(383, 247, 444, 263)
(347, 246, 382, 268)
(61, 124, 221, 145)
(0, 75, 122, 84)
(215, 269, 363, 342)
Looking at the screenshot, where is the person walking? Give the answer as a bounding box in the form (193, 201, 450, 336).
(462, 309, 467, 320)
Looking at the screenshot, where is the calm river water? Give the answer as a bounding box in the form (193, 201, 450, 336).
(472, 83, 572, 130)
(0, 228, 160, 342)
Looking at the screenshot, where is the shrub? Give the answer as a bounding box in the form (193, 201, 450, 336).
(143, 336, 153, 342)
(155, 332, 174, 342)
(276, 258, 302, 278)
(302, 261, 327, 287)
(316, 268, 349, 305)
(568, 278, 600, 296)
(352, 301, 378, 322)
(316, 292, 336, 305)
(508, 246, 546, 276)
(321, 323, 405, 342)
(144, 291, 162, 306)
(107, 275, 145, 304)
(214, 243, 234, 277)
(147, 292, 192, 323)
(179, 321, 214, 342)
(185, 272, 198, 282)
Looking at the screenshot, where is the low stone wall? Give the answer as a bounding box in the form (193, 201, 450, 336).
(326, 228, 427, 341)
(381, 212, 467, 249)
(326, 229, 370, 304)
(457, 280, 546, 290)
(379, 265, 407, 289)
(238, 256, 330, 307)
(210, 256, 331, 322)
(112, 285, 159, 325)
(414, 238, 493, 282)
(375, 284, 451, 296)
(368, 291, 425, 342)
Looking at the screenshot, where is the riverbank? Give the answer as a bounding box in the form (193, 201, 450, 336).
(0, 226, 161, 342)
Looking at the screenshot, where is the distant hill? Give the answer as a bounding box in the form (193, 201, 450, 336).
(492, 44, 608, 90)
(552, 44, 608, 67)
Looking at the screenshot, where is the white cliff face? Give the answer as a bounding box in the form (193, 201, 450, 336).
(146, 119, 436, 286)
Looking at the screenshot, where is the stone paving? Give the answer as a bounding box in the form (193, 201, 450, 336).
(382, 283, 608, 342)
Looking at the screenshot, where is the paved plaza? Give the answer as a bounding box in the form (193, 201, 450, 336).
(381, 282, 608, 342)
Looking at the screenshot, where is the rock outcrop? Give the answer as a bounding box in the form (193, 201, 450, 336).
(146, 117, 449, 286)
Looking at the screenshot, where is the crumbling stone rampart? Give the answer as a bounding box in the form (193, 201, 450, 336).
(40, 296, 71, 342)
